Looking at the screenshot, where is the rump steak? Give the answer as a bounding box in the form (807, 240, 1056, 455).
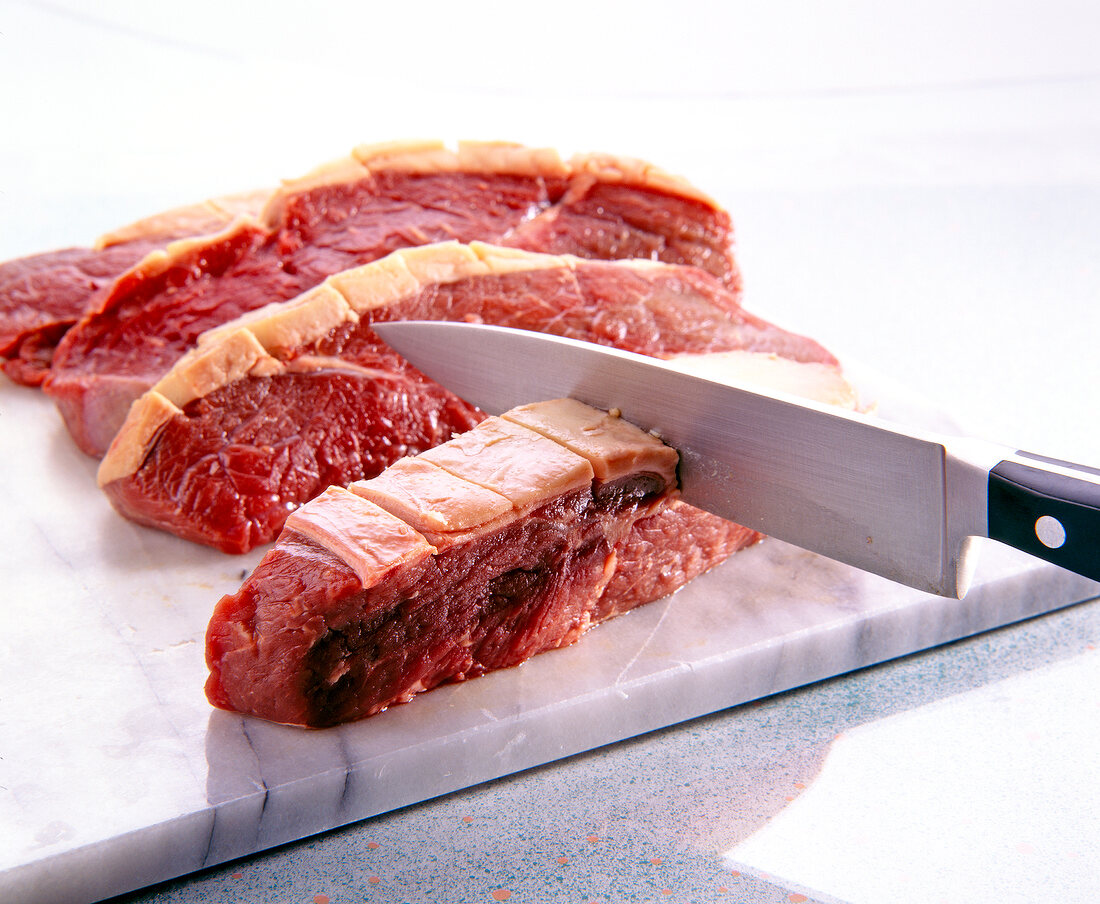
(0, 189, 268, 386)
(204, 399, 754, 727)
(98, 241, 842, 554)
(44, 141, 742, 457)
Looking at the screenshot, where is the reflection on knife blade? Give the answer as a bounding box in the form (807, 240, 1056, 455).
(374, 321, 1100, 598)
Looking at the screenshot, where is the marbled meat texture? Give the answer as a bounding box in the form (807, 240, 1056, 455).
(42, 141, 742, 457)
(0, 189, 268, 386)
(98, 241, 836, 554)
(204, 399, 759, 727)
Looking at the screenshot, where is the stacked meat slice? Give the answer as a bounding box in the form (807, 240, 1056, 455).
(31, 140, 742, 457)
(205, 399, 757, 727)
(0, 189, 268, 386)
(97, 241, 839, 554)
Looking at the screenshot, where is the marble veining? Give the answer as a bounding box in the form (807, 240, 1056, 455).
(1, 382, 1098, 904)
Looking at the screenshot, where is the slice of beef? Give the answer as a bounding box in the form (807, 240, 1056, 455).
(205, 399, 733, 727)
(43, 140, 742, 457)
(598, 501, 763, 621)
(98, 241, 839, 554)
(504, 152, 739, 288)
(0, 189, 268, 386)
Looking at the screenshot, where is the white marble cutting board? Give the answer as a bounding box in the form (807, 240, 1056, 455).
(1, 371, 1097, 904)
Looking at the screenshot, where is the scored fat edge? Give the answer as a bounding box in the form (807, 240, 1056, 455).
(350, 457, 514, 538)
(417, 417, 595, 512)
(501, 398, 678, 485)
(280, 401, 677, 586)
(284, 486, 436, 589)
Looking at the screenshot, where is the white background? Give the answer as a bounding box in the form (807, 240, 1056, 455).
(4, 0, 1099, 464)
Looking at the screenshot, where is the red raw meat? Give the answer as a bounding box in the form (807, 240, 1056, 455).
(0, 190, 268, 386)
(44, 141, 741, 457)
(204, 399, 754, 727)
(98, 242, 836, 554)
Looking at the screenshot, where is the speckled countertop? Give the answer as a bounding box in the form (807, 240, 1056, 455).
(3, 3, 1100, 903)
(108, 599, 1099, 904)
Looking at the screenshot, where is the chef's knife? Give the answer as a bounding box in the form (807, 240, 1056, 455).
(373, 321, 1100, 598)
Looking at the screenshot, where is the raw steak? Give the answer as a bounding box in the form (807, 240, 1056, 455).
(98, 241, 844, 554)
(0, 189, 268, 386)
(43, 140, 742, 456)
(205, 399, 754, 727)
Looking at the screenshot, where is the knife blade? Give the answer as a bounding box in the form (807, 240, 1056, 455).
(373, 320, 1100, 598)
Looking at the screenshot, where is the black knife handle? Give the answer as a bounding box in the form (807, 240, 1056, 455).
(988, 456, 1100, 582)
